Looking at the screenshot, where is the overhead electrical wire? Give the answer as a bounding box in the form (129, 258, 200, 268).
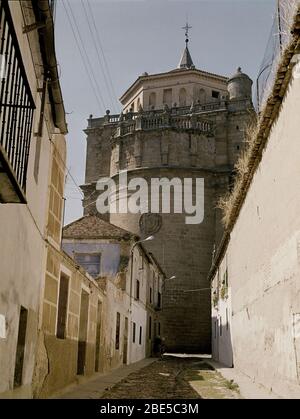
(59, 0, 122, 206)
(80, 0, 118, 113)
(62, 0, 107, 113)
(48, 136, 84, 198)
(85, 0, 119, 113)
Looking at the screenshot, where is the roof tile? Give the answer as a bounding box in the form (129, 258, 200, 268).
(63, 215, 137, 240)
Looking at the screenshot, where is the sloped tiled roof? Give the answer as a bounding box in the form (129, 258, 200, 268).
(63, 215, 137, 240)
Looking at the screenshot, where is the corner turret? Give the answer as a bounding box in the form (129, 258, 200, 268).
(228, 67, 253, 100)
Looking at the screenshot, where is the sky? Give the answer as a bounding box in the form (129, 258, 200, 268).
(55, 0, 276, 225)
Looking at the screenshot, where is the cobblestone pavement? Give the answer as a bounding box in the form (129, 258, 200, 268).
(101, 356, 241, 399)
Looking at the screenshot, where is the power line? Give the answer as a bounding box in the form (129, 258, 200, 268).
(86, 0, 119, 111)
(64, 196, 83, 200)
(65, 173, 84, 198)
(65, 0, 109, 112)
(61, 0, 107, 113)
(82, 197, 99, 210)
(64, 0, 107, 111)
(48, 136, 84, 198)
(81, 0, 117, 113)
(57, 1, 121, 206)
(65, 185, 82, 191)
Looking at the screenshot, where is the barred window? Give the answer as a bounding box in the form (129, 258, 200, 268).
(0, 1, 35, 196)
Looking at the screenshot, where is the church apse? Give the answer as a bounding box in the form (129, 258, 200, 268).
(81, 28, 254, 352)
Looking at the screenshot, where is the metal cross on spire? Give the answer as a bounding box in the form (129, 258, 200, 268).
(182, 22, 192, 44)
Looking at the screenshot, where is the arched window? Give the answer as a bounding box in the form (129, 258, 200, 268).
(137, 97, 141, 110)
(179, 88, 187, 107)
(163, 89, 172, 108)
(149, 92, 156, 109)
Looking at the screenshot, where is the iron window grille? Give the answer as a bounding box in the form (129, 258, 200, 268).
(0, 1, 35, 196)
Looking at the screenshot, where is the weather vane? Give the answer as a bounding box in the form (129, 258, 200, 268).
(182, 22, 192, 45)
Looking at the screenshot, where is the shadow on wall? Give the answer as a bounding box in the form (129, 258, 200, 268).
(212, 316, 234, 367)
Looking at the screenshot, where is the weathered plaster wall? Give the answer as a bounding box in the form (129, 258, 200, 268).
(0, 2, 65, 399)
(100, 277, 130, 370)
(63, 240, 122, 277)
(212, 72, 300, 398)
(62, 234, 163, 366)
(130, 303, 148, 362)
(35, 249, 105, 398)
(130, 251, 150, 362)
(211, 263, 233, 367)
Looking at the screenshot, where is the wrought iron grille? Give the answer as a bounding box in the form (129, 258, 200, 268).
(0, 0, 35, 193)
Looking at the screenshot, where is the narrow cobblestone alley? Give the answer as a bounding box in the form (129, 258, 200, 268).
(100, 356, 241, 399)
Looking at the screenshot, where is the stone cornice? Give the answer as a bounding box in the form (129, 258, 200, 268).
(109, 166, 232, 178)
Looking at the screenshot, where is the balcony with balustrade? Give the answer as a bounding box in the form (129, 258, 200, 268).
(87, 96, 252, 140)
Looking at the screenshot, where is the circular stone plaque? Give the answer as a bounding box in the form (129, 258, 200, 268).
(139, 213, 162, 236)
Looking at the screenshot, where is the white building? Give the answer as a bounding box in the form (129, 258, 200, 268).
(62, 215, 164, 367)
(210, 3, 300, 398)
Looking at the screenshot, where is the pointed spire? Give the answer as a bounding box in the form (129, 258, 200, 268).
(178, 22, 194, 69)
(178, 46, 194, 69)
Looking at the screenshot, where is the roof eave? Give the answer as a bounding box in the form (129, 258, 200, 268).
(33, 0, 68, 134)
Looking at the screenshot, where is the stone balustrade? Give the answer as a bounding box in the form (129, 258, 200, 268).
(113, 113, 215, 137)
(87, 98, 251, 136)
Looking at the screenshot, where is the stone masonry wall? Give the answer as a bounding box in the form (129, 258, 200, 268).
(83, 101, 253, 352)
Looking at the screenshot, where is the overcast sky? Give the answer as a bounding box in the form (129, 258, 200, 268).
(55, 0, 276, 225)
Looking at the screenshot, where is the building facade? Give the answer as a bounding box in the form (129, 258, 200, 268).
(210, 4, 300, 398)
(82, 41, 254, 352)
(33, 249, 106, 398)
(0, 1, 166, 399)
(62, 215, 164, 368)
(0, 0, 67, 398)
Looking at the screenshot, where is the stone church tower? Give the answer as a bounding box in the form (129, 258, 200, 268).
(82, 34, 254, 352)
